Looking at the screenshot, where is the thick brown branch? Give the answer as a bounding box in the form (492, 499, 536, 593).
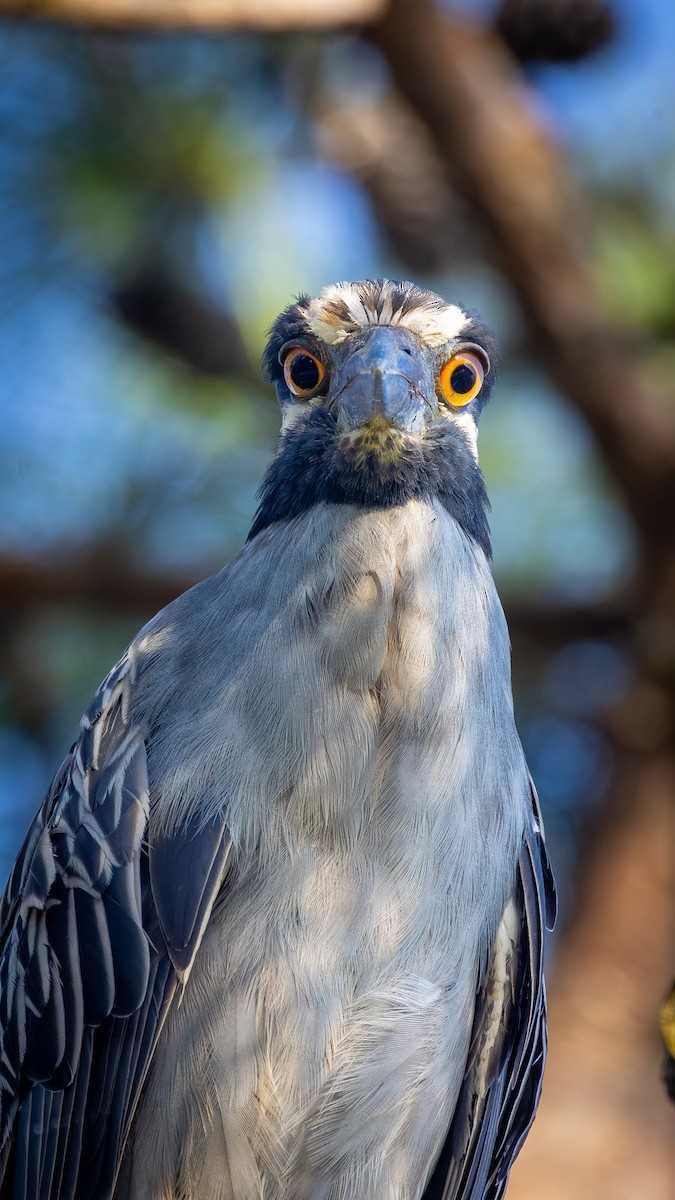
(113, 267, 253, 379)
(505, 598, 632, 643)
(0, 551, 195, 617)
(0, 0, 385, 29)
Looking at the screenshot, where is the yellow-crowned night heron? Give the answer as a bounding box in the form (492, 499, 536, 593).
(0, 279, 556, 1200)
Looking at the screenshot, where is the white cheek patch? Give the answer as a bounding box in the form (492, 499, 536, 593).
(280, 402, 307, 432)
(280, 399, 326, 434)
(444, 409, 479, 461)
(306, 280, 469, 349)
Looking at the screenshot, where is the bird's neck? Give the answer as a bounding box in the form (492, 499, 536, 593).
(248, 407, 491, 557)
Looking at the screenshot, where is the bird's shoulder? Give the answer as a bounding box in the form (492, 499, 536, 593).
(0, 636, 231, 1196)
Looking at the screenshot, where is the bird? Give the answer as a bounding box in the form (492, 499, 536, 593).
(0, 278, 556, 1200)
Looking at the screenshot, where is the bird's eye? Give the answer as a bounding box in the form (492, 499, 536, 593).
(283, 348, 326, 398)
(439, 352, 485, 408)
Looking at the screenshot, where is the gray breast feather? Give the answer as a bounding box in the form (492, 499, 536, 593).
(0, 497, 553, 1200)
(121, 501, 539, 1199)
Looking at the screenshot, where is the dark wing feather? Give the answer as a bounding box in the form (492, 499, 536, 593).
(423, 780, 557, 1200)
(0, 649, 231, 1200)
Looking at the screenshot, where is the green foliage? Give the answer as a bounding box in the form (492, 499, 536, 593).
(593, 195, 675, 336)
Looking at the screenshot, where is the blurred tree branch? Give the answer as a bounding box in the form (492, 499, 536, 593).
(313, 92, 483, 275)
(0, 550, 195, 616)
(0, 0, 386, 29)
(113, 266, 254, 379)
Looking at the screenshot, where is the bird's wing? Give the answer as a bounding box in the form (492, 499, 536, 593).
(0, 648, 231, 1200)
(422, 779, 557, 1200)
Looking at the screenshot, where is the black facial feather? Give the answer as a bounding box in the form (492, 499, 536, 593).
(248, 407, 491, 557)
(461, 309, 500, 362)
(261, 295, 312, 384)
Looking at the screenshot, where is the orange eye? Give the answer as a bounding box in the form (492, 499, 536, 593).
(439, 352, 485, 408)
(282, 347, 326, 398)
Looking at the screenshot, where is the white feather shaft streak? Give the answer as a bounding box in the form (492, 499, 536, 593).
(475, 897, 520, 1097)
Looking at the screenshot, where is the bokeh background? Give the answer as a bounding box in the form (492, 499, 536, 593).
(0, 0, 673, 1195)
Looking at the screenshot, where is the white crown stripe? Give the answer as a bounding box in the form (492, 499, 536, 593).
(306, 280, 469, 348)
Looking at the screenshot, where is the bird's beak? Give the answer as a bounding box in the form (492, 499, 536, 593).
(330, 327, 436, 435)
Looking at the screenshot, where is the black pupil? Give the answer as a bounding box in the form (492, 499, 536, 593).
(290, 354, 320, 392)
(450, 363, 476, 395)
